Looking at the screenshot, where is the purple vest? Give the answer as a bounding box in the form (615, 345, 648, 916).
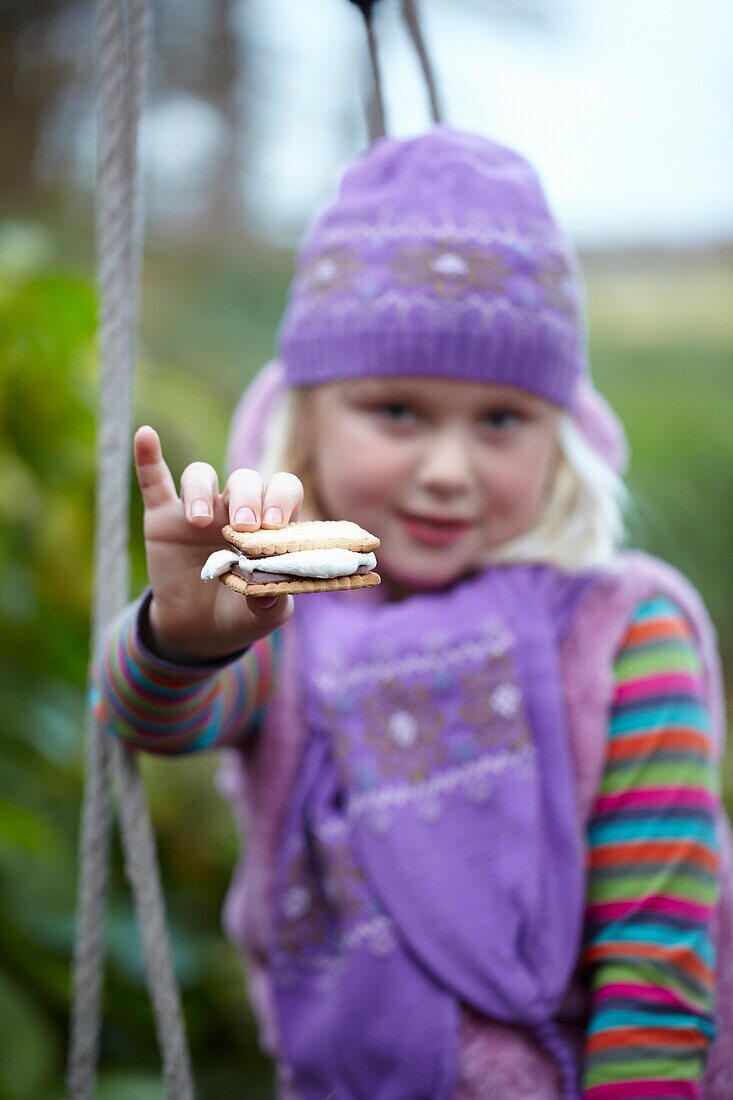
(265, 563, 599, 1099)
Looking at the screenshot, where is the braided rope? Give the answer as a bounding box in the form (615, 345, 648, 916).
(350, 0, 443, 142)
(362, 5, 387, 141)
(67, 0, 194, 1096)
(348, 0, 387, 141)
(399, 0, 443, 124)
(113, 745, 195, 1098)
(66, 0, 131, 1089)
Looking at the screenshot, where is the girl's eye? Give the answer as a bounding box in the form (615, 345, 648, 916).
(482, 408, 520, 431)
(379, 403, 415, 422)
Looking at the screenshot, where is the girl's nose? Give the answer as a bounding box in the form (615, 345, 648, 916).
(414, 427, 476, 498)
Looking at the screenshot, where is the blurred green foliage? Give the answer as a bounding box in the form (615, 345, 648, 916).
(0, 221, 731, 1098)
(0, 222, 274, 1099)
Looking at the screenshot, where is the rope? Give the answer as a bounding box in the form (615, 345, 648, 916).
(66, 0, 133, 1087)
(399, 0, 443, 124)
(348, 0, 387, 141)
(113, 747, 195, 1098)
(362, 5, 387, 140)
(349, 0, 443, 141)
(67, 0, 194, 1096)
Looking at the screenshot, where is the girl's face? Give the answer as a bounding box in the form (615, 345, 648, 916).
(309, 377, 562, 599)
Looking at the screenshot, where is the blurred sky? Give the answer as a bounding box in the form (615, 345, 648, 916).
(224, 0, 733, 249)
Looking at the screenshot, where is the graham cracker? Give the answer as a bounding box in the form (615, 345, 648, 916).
(222, 520, 380, 558)
(220, 571, 381, 597)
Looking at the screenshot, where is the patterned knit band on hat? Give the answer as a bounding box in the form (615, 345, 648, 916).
(278, 125, 589, 411)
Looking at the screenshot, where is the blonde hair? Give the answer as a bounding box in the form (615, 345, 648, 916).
(258, 387, 633, 575)
(483, 412, 632, 573)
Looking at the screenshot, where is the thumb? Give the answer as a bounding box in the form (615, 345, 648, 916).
(246, 593, 295, 623)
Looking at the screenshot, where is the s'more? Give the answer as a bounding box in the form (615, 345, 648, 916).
(200, 520, 381, 597)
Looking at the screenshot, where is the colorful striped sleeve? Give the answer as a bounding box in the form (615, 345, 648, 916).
(89, 588, 281, 755)
(580, 593, 720, 1099)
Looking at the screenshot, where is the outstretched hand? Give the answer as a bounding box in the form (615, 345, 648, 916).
(133, 425, 303, 663)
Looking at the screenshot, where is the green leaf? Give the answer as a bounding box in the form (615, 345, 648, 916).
(0, 968, 59, 1099)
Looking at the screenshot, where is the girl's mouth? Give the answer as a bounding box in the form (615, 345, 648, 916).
(398, 513, 476, 548)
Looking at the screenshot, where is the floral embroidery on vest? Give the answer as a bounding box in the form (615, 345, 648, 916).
(274, 821, 399, 990)
(313, 616, 534, 831)
(273, 614, 535, 985)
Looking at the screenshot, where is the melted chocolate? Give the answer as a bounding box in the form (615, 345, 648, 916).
(233, 564, 373, 584)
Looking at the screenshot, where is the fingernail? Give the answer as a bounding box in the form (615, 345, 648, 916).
(190, 499, 210, 518)
(263, 507, 283, 526)
(234, 506, 257, 525)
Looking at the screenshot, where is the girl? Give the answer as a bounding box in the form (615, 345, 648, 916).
(93, 127, 732, 1099)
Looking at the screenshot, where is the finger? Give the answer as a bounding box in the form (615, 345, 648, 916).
(225, 468, 264, 530)
(246, 593, 295, 623)
(134, 426, 178, 510)
(260, 471, 304, 529)
(180, 461, 220, 525)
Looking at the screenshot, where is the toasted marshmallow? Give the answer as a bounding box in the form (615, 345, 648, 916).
(202, 547, 376, 583)
(200, 549, 240, 582)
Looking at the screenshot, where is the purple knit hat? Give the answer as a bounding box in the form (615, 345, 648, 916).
(279, 125, 589, 411)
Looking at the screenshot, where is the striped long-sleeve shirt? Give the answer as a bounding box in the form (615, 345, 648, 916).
(91, 589, 281, 754)
(92, 588, 720, 1095)
(580, 593, 719, 1098)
